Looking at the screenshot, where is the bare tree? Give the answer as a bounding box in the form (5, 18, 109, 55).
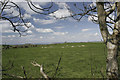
(26, 1, 120, 79)
(0, 0, 30, 36)
(1, 0, 120, 79)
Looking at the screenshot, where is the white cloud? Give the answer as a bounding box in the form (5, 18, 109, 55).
(50, 9, 70, 18)
(55, 26, 64, 29)
(7, 35, 16, 38)
(36, 28, 54, 33)
(81, 29, 90, 32)
(3, 6, 19, 16)
(16, 25, 28, 31)
(27, 30, 33, 34)
(34, 4, 42, 8)
(0, 21, 13, 33)
(49, 2, 71, 18)
(40, 36, 43, 39)
(89, 2, 96, 7)
(94, 33, 99, 36)
(53, 32, 68, 35)
(23, 13, 32, 19)
(3, 30, 13, 33)
(33, 18, 56, 24)
(56, 2, 68, 9)
(33, 18, 39, 22)
(27, 23, 35, 28)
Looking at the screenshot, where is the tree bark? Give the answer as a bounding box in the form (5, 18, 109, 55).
(96, 2, 119, 79)
(106, 41, 118, 79)
(96, 2, 109, 43)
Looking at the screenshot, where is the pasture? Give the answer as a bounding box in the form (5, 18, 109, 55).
(2, 42, 110, 78)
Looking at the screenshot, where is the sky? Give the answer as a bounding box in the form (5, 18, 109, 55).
(1, 2, 103, 45)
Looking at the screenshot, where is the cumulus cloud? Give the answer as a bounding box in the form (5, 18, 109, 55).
(27, 22, 35, 29)
(33, 18, 56, 24)
(50, 9, 70, 18)
(27, 30, 33, 34)
(54, 26, 64, 29)
(0, 21, 13, 33)
(81, 29, 90, 32)
(53, 32, 68, 35)
(23, 13, 32, 19)
(1, 2, 102, 45)
(35, 27, 68, 36)
(56, 2, 68, 9)
(36, 28, 54, 33)
(49, 2, 70, 18)
(15, 25, 28, 31)
(40, 36, 43, 39)
(3, 5, 19, 17)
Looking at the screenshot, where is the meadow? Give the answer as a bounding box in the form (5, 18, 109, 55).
(2, 42, 110, 78)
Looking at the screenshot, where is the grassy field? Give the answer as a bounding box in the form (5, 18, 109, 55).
(2, 42, 108, 78)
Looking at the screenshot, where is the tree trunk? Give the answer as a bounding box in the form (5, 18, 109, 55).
(96, 2, 120, 79)
(106, 41, 118, 79)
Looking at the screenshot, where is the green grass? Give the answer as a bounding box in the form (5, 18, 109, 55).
(2, 42, 107, 78)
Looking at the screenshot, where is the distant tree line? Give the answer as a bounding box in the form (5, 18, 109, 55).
(2, 44, 38, 50)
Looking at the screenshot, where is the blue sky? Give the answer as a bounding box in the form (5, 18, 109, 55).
(1, 2, 103, 45)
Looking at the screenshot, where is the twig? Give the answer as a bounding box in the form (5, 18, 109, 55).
(53, 55, 62, 78)
(21, 66, 27, 79)
(3, 73, 23, 78)
(31, 61, 49, 80)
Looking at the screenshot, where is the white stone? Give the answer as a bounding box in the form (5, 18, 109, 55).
(81, 45, 85, 47)
(71, 46, 74, 47)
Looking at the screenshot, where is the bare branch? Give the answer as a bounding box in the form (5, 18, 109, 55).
(21, 66, 27, 79)
(106, 21, 115, 24)
(29, 1, 53, 11)
(0, 0, 9, 14)
(107, 16, 115, 22)
(107, 24, 114, 30)
(0, 0, 31, 36)
(106, 3, 116, 16)
(3, 73, 23, 78)
(26, 0, 58, 15)
(31, 61, 49, 80)
(53, 55, 62, 78)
